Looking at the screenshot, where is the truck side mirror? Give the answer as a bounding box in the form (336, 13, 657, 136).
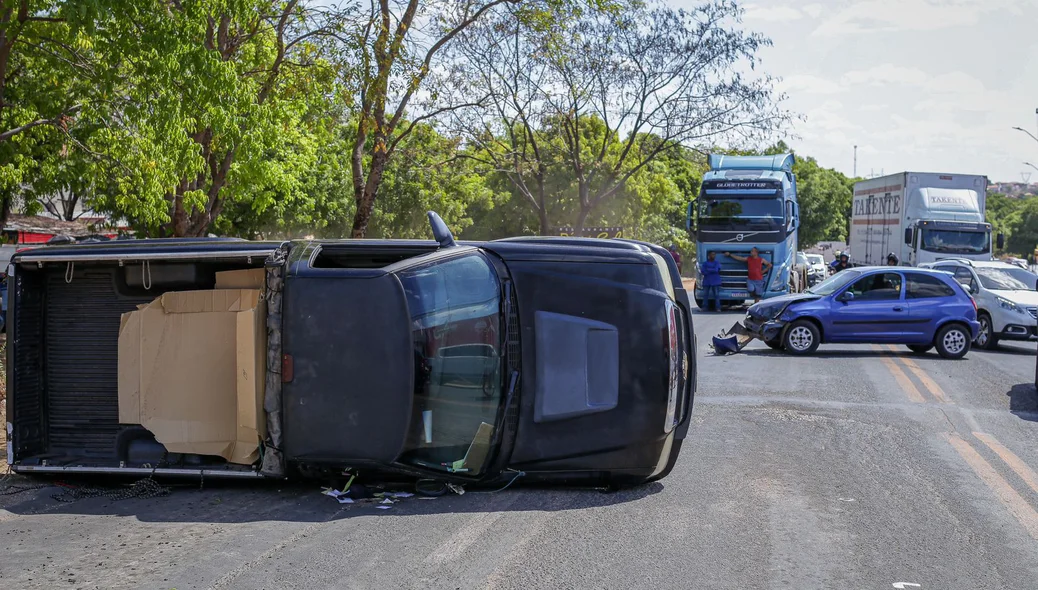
(904, 228, 913, 246)
(686, 201, 696, 237)
(997, 233, 1005, 250)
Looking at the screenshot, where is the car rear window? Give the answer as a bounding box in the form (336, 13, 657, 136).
(906, 272, 956, 299)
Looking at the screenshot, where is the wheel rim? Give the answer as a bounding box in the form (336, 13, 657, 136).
(977, 317, 990, 346)
(943, 328, 967, 355)
(788, 326, 814, 351)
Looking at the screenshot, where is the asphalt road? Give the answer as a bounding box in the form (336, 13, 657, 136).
(3, 308, 1038, 589)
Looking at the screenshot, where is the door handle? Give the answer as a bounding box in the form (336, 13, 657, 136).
(893, 306, 904, 312)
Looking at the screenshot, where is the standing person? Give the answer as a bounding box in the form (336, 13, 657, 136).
(725, 248, 772, 304)
(667, 244, 682, 274)
(699, 251, 722, 312)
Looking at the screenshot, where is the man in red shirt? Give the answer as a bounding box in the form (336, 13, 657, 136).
(725, 248, 772, 303)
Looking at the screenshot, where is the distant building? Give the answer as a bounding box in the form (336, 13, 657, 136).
(989, 182, 1038, 198)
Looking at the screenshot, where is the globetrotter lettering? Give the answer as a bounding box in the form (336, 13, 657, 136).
(853, 193, 901, 217)
(713, 181, 773, 189)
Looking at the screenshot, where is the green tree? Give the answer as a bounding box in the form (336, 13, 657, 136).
(1007, 196, 1038, 256)
(986, 193, 1023, 254)
(87, 0, 341, 237)
(792, 157, 852, 247)
(0, 0, 105, 224)
(343, 0, 517, 238)
(453, 0, 785, 235)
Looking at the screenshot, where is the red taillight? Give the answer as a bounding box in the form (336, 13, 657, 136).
(664, 301, 680, 434)
(970, 296, 977, 312)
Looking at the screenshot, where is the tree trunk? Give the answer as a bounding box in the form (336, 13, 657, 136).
(0, 190, 11, 232)
(537, 207, 550, 236)
(351, 150, 389, 239)
(574, 181, 592, 235)
(575, 207, 591, 236)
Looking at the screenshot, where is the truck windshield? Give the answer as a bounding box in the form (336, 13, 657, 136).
(921, 229, 989, 254)
(396, 253, 504, 476)
(699, 196, 783, 228)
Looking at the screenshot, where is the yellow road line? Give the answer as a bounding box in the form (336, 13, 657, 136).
(973, 432, 1038, 496)
(885, 345, 951, 404)
(944, 433, 1038, 541)
(872, 344, 925, 403)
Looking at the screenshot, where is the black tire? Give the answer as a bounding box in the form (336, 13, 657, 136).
(695, 298, 705, 309)
(765, 339, 784, 350)
(935, 323, 971, 359)
(783, 319, 820, 355)
(907, 344, 933, 354)
(975, 312, 999, 350)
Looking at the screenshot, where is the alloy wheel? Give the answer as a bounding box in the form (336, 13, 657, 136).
(943, 328, 967, 355)
(788, 326, 814, 352)
(976, 316, 990, 347)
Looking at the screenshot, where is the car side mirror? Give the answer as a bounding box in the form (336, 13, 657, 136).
(970, 283, 979, 295)
(997, 233, 1005, 250)
(837, 291, 854, 303)
(904, 228, 913, 246)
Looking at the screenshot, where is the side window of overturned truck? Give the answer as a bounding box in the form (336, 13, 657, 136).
(396, 253, 505, 476)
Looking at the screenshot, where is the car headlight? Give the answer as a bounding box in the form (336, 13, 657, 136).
(997, 296, 1026, 314)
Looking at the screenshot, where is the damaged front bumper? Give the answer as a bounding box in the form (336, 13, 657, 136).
(742, 313, 787, 343)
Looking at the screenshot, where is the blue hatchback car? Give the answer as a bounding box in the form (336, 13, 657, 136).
(744, 267, 980, 359)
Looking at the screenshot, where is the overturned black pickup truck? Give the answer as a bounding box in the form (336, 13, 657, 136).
(5, 214, 696, 488)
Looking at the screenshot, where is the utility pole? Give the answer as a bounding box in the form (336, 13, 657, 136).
(853, 145, 857, 177)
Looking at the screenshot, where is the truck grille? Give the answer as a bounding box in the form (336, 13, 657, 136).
(704, 249, 774, 289)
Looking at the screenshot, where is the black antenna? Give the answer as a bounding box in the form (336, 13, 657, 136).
(427, 211, 456, 248)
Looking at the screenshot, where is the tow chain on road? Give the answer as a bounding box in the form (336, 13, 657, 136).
(50, 477, 171, 503)
(0, 470, 49, 496)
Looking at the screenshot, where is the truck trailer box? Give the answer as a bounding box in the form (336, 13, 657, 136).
(850, 172, 989, 266)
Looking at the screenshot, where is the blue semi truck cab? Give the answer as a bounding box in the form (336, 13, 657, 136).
(687, 153, 799, 308)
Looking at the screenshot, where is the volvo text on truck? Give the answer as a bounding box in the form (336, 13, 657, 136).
(687, 153, 800, 308)
(850, 172, 1002, 267)
(4, 214, 695, 488)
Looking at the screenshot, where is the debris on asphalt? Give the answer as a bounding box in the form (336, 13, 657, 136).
(710, 323, 755, 355)
(447, 483, 465, 495)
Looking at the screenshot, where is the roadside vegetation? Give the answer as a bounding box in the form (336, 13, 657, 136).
(1, 0, 854, 256)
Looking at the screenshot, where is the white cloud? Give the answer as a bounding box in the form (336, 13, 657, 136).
(801, 4, 825, 18)
(778, 74, 845, 95)
(742, 4, 803, 22)
(812, 0, 1026, 37)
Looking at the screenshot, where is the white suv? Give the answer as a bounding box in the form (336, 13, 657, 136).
(925, 259, 1038, 349)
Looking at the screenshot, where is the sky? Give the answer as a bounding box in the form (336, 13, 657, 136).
(671, 0, 1038, 183)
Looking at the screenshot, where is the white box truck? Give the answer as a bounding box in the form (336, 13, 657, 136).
(850, 172, 1001, 266)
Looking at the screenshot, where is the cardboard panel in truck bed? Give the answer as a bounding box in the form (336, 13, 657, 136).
(118, 288, 266, 465)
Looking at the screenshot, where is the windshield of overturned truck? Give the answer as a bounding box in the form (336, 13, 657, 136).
(921, 229, 989, 254)
(398, 253, 505, 476)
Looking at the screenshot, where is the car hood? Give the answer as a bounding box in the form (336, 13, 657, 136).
(748, 292, 821, 320)
(990, 289, 1038, 307)
(502, 258, 677, 472)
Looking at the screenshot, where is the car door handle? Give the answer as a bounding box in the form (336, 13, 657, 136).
(893, 306, 904, 312)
